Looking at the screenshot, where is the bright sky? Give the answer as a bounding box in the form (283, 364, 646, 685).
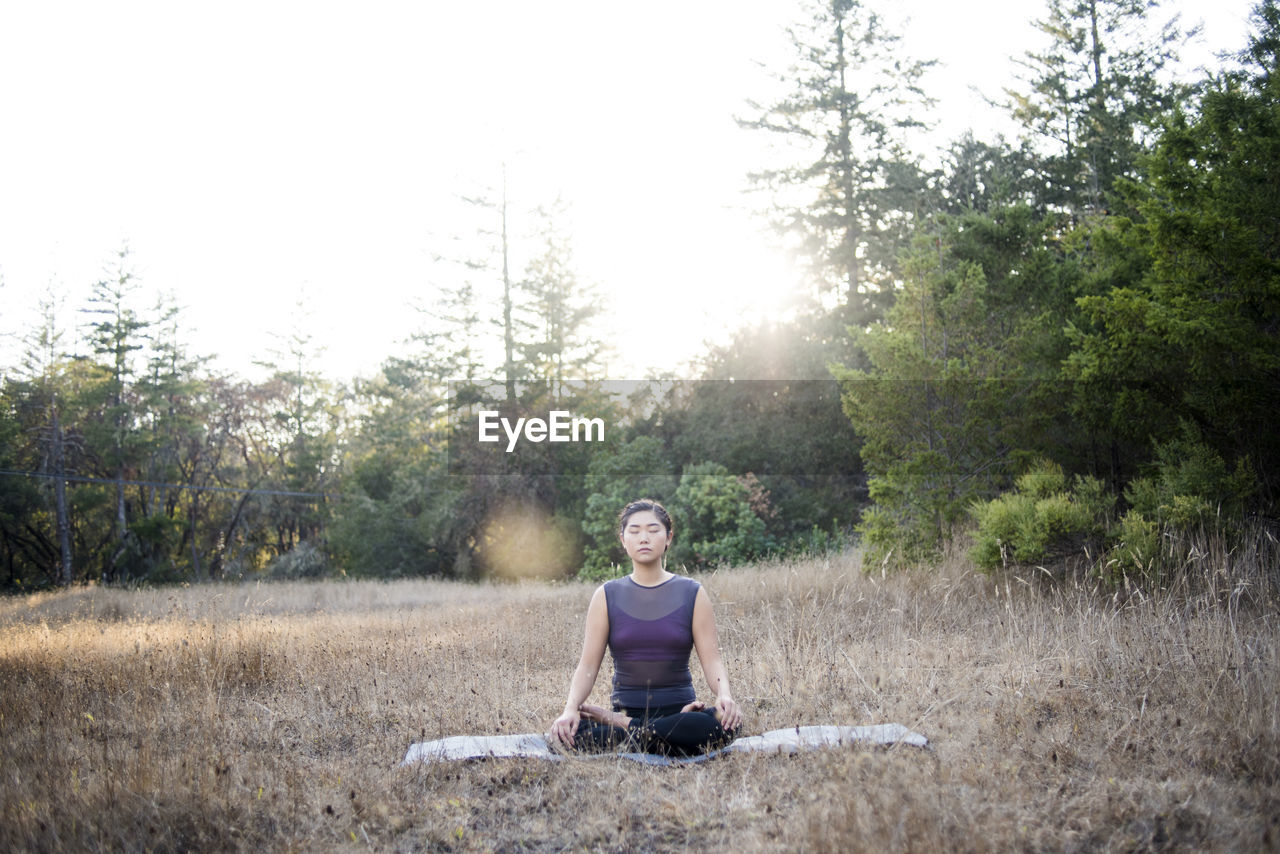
(0, 0, 1256, 383)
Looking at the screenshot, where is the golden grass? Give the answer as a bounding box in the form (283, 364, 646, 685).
(1, 549, 1277, 852)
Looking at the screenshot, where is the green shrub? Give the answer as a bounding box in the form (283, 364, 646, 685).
(971, 435, 1262, 584)
(1126, 423, 1257, 527)
(577, 459, 775, 578)
(1015, 459, 1067, 499)
(970, 492, 1034, 569)
(970, 460, 1111, 570)
(267, 541, 330, 580)
(791, 521, 854, 558)
(1103, 510, 1161, 582)
(670, 462, 773, 570)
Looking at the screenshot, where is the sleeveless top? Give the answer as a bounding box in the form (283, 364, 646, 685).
(603, 574, 700, 710)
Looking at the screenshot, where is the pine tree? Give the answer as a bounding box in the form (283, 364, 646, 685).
(934, 134, 1044, 215)
(80, 246, 149, 581)
(253, 309, 339, 564)
(19, 287, 75, 586)
(835, 205, 1079, 565)
(520, 204, 608, 397)
(1065, 0, 1280, 507)
(1005, 0, 1196, 215)
(135, 294, 210, 580)
(740, 0, 934, 322)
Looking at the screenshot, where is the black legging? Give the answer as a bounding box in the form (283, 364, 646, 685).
(573, 703, 738, 757)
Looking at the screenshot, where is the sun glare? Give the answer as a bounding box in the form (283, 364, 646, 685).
(478, 504, 576, 581)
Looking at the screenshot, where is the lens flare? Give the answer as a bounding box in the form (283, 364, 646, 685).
(478, 505, 576, 580)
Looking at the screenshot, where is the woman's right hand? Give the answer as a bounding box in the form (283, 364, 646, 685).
(549, 709, 580, 747)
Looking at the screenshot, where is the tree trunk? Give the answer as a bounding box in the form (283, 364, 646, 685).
(51, 406, 73, 587)
(1087, 0, 1106, 210)
(501, 166, 517, 406)
(189, 498, 203, 582)
(834, 11, 860, 305)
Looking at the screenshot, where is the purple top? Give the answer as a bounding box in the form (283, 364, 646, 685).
(603, 574, 700, 710)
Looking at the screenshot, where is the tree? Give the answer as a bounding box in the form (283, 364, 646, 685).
(933, 133, 1045, 215)
(199, 375, 278, 581)
(438, 168, 534, 403)
(8, 288, 77, 586)
(79, 246, 149, 581)
(1005, 0, 1196, 215)
(335, 192, 616, 580)
(520, 204, 608, 396)
(331, 353, 454, 579)
(416, 180, 621, 577)
(131, 294, 212, 581)
(1065, 1, 1280, 507)
(835, 205, 1079, 565)
(252, 312, 341, 570)
(1233, 0, 1280, 90)
(740, 0, 934, 322)
(670, 462, 772, 571)
(655, 316, 868, 546)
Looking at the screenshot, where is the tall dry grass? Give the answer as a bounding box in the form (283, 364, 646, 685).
(1, 538, 1277, 852)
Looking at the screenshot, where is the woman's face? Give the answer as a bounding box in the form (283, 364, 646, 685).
(619, 509, 672, 562)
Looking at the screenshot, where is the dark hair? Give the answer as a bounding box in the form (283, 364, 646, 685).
(617, 499, 673, 536)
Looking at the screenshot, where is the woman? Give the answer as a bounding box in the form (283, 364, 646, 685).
(549, 499, 742, 756)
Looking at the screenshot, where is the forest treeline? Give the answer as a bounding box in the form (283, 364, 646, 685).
(2, 0, 1277, 590)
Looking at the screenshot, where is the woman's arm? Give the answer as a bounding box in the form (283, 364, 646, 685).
(691, 585, 742, 731)
(549, 585, 610, 746)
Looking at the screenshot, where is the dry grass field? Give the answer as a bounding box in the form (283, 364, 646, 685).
(2, 539, 1278, 852)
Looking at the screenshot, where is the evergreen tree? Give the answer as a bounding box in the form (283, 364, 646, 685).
(133, 294, 211, 580)
(658, 316, 867, 545)
(835, 205, 1079, 565)
(444, 168, 533, 402)
(520, 204, 608, 396)
(1065, 1, 1280, 507)
(252, 312, 341, 570)
(10, 288, 76, 586)
(1005, 0, 1196, 215)
(740, 0, 934, 322)
(79, 246, 149, 581)
(336, 192, 616, 579)
(578, 436, 678, 579)
(934, 133, 1045, 215)
(1234, 0, 1280, 89)
(332, 351, 454, 578)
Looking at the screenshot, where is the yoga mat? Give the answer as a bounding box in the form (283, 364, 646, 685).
(402, 723, 928, 767)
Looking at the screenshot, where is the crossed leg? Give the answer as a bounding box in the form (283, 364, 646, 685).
(572, 702, 736, 756)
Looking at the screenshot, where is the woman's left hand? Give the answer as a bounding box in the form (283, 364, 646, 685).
(714, 695, 741, 731)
